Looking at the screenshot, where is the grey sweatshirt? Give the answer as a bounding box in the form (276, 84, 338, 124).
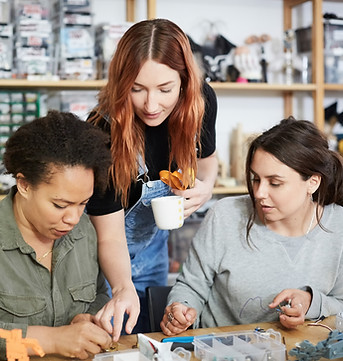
(168, 195, 343, 328)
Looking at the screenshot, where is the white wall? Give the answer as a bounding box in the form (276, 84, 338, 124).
(92, 0, 343, 173)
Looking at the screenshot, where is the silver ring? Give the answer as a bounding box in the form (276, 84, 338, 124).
(165, 321, 170, 328)
(167, 312, 174, 322)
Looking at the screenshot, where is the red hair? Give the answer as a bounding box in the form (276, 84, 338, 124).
(90, 19, 205, 207)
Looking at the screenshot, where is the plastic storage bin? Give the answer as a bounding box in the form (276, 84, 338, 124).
(295, 18, 343, 83)
(0, 0, 11, 24)
(93, 349, 150, 361)
(52, 0, 96, 80)
(193, 329, 286, 361)
(47, 90, 97, 120)
(95, 22, 132, 79)
(13, 0, 54, 79)
(0, 90, 40, 162)
(0, 24, 13, 79)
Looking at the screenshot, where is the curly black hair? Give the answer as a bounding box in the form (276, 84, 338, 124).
(3, 110, 112, 192)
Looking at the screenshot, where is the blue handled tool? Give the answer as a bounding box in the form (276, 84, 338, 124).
(161, 336, 195, 351)
(161, 336, 195, 343)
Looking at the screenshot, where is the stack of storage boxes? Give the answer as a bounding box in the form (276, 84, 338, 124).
(324, 18, 343, 83)
(95, 22, 132, 79)
(0, 91, 40, 160)
(0, 0, 13, 79)
(1, 0, 129, 80)
(52, 0, 96, 80)
(13, 0, 53, 79)
(296, 16, 343, 83)
(47, 90, 97, 120)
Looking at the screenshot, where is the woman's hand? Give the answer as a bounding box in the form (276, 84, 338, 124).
(173, 178, 213, 219)
(269, 288, 312, 328)
(27, 321, 112, 359)
(93, 284, 140, 341)
(173, 153, 218, 219)
(70, 313, 94, 324)
(160, 302, 197, 335)
(53, 321, 112, 359)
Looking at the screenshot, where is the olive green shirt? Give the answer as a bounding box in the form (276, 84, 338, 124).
(0, 187, 110, 357)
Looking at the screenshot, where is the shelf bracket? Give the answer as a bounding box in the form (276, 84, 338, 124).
(126, 0, 135, 22)
(126, 0, 156, 22)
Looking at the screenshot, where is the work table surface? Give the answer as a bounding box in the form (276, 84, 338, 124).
(32, 316, 336, 361)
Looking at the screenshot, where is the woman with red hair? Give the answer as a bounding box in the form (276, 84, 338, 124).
(87, 18, 218, 337)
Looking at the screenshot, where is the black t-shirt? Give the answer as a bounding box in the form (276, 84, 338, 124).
(86, 81, 217, 215)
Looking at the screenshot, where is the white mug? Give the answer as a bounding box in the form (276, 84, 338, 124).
(151, 196, 184, 230)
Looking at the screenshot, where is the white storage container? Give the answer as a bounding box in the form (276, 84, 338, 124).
(194, 329, 286, 361)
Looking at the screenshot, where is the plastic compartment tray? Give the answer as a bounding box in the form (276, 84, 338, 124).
(194, 329, 286, 361)
(93, 349, 150, 361)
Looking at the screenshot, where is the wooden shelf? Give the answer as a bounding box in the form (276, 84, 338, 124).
(0, 79, 319, 92)
(210, 82, 317, 92)
(0, 79, 107, 90)
(213, 185, 247, 195)
(324, 83, 343, 91)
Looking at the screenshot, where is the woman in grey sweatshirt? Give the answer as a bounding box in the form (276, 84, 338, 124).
(161, 117, 343, 335)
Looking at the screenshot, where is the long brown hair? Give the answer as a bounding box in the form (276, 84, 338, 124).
(245, 116, 343, 243)
(89, 19, 205, 207)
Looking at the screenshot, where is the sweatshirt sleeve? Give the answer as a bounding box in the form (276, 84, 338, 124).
(167, 206, 219, 327)
(306, 280, 343, 320)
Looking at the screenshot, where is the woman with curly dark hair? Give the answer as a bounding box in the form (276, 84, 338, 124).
(0, 110, 113, 359)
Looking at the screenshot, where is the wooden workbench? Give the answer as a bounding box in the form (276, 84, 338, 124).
(31, 316, 336, 361)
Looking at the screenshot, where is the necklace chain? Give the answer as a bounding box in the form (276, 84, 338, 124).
(262, 202, 316, 235)
(306, 205, 316, 235)
(37, 248, 53, 262)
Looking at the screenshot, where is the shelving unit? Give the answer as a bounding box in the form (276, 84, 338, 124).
(126, 0, 156, 21)
(283, 0, 325, 131)
(125, 0, 339, 132)
(0, 0, 341, 196)
(0, 0, 337, 131)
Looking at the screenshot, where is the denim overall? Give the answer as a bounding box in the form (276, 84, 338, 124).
(125, 159, 172, 333)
